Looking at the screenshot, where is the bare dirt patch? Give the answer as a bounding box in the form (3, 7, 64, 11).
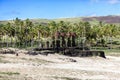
(0, 51, 120, 80)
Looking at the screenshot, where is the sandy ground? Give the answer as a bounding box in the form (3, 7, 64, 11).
(0, 51, 120, 80)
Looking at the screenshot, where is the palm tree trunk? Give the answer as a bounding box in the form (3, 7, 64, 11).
(72, 36, 76, 47)
(38, 31, 40, 47)
(67, 37, 71, 47)
(10, 36, 12, 47)
(5, 36, 8, 47)
(61, 36, 66, 47)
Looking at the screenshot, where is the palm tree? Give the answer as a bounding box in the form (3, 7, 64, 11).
(73, 22, 84, 46)
(58, 21, 69, 47)
(0, 24, 5, 47)
(5, 22, 13, 47)
(36, 24, 51, 47)
(14, 17, 21, 47)
(61, 32, 66, 47)
(58, 21, 68, 33)
(49, 21, 58, 36)
(49, 21, 58, 48)
(37, 25, 42, 46)
(24, 18, 32, 47)
(55, 31, 61, 52)
(67, 32, 71, 47)
(29, 26, 37, 47)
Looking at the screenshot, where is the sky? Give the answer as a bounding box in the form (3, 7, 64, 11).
(0, 0, 120, 20)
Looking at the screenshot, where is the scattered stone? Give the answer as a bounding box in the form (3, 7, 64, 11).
(0, 48, 16, 54)
(16, 53, 18, 56)
(27, 51, 38, 55)
(59, 58, 77, 62)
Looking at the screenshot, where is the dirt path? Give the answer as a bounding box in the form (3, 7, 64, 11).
(0, 53, 120, 80)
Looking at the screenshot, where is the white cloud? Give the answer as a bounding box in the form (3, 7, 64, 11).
(108, 0, 120, 4)
(90, 0, 120, 4)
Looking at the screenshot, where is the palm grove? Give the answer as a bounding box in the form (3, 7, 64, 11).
(0, 18, 120, 49)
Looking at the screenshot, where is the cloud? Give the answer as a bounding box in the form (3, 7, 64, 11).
(108, 0, 120, 4)
(90, 0, 120, 4)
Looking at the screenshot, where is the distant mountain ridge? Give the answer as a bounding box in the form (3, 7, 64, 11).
(82, 15, 120, 24)
(0, 15, 120, 24)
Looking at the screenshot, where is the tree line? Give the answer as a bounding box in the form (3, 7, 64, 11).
(0, 18, 120, 48)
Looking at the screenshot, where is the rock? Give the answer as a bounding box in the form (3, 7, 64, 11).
(60, 58, 77, 62)
(0, 48, 16, 54)
(27, 51, 38, 55)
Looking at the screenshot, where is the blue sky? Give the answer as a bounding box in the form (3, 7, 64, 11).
(0, 0, 120, 20)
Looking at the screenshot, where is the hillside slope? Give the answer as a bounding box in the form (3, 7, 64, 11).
(0, 15, 120, 24)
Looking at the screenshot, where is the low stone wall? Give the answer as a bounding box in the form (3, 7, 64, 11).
(64, 49, 106, 58)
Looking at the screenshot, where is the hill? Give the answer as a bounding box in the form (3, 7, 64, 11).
(0, 15, 120, 24)
(52, 15, 120, 24)
(82, 15, 120, 24)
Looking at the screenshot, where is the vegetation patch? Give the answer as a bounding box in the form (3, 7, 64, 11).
(21, 57, 28, 60)
(53, 76, 80, 80)
(34, 58, 53, 63)
(0, 72, 20, 76)
(0, 58, 10, 63)
(0, 55, 5, 58)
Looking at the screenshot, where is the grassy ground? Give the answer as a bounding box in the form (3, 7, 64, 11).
(104, 49, 120, 56)
(91, 44, 120, 56)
